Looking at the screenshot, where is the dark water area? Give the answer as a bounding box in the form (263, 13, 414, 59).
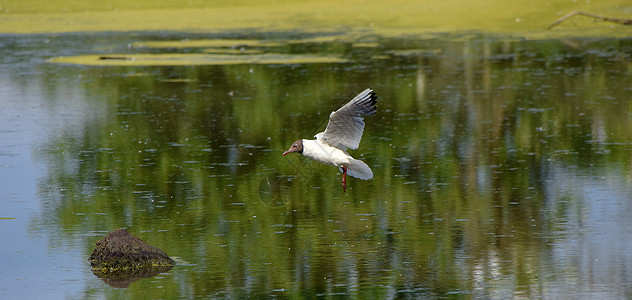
(2, 32, 632, 299)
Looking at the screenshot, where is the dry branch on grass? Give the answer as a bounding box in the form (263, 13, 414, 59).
(549, 11, 632, 29)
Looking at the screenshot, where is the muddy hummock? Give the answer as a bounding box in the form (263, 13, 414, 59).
(89, 229, 174, 286)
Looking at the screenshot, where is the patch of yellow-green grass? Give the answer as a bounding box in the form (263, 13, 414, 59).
(287, 35, 363, 44)
(0, 0, 301, 14)
(352, 42, 380, 48)
(203, 49, 266, 54)
(132, 39, 282, 49)
(48, 53, 349, 66)
(0, 0, 630, 38)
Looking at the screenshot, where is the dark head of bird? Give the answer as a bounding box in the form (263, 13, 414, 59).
(282, 139, 303, 156)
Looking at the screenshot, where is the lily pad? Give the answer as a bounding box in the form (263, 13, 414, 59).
(287, 35, 360, 44)
(352, 42, 380, 48)
(49, 53, 349, 66)
(203, 48, 266, 54)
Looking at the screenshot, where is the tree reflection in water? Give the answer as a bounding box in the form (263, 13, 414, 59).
(8, 33, 632, 298)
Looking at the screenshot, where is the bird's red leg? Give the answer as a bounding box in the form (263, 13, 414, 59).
(342, 166, 347, 192)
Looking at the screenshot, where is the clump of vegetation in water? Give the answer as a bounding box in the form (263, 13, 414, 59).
(89, 229, 175, 277)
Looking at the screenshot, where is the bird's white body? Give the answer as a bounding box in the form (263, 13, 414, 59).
(301, 138, 373, 180)
(283, 88, 378, 191)
(302, 139, 348, 167)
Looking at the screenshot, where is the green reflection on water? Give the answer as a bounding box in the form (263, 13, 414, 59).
(26, 33, 632, 297)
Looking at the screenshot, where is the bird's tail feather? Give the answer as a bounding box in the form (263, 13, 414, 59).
(339, 158, 373, 180)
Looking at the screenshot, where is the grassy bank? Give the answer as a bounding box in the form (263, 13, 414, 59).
(1, 0, 630, 37)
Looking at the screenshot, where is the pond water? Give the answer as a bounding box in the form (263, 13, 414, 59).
(1, 32, 632, 299)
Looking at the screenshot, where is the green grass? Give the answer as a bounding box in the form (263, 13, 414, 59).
(0, 0, 629, 37)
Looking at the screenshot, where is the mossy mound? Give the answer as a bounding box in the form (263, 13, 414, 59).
(89, 229, 175, 272)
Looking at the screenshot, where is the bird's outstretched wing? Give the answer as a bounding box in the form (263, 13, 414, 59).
(315, 88, 377, 151)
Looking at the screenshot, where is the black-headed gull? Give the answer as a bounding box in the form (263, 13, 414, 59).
(283, 88, 378, 192)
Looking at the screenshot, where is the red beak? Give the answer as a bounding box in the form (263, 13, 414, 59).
(282, 151, 288, 156)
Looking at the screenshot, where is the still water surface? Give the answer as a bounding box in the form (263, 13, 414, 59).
(1, 32, 632, 299)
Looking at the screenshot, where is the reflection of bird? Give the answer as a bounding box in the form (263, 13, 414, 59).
(283, 88, 378, 192)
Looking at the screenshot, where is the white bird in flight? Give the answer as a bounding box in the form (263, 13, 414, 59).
(283, 88, 378, 192)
